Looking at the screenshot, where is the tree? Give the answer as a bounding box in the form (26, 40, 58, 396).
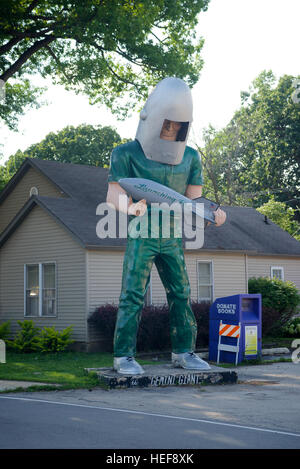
(235, 71, 300, 211)
(0, 78, 46, 130)
(196, 71, 300, 216)
(0, 0, 210, 127)
(196, 123, 252, 206)
(257, 198, 300, 241)
(0, 123, 122, 190)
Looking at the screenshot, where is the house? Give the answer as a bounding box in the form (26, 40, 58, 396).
(0, 157, 300, 351)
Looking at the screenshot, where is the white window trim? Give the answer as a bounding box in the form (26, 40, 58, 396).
(24, 262, 57, 317)
(196, 260, 214, 303)
(270, 266, 284, 281)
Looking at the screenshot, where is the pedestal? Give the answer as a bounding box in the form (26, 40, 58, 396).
(85, 364, 238, 389)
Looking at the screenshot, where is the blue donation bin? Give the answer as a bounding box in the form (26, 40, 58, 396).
(209, 294, 262, 364)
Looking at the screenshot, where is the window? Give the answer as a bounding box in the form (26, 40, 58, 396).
(271, 266, 284, 281)
(29, 186, 39, 197)
(25, 263, 56, 316)
(197, 261, 213, 302)
(42, 264, 56, 316)
(26, 265, 39, 316)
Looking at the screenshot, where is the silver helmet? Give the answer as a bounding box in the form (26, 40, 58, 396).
(135, 77, 193, 165)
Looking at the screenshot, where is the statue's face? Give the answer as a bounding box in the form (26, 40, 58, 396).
(160, 119, 182, 141)
(135, 77, 193, 165)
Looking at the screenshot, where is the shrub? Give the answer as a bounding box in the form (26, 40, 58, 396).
(281, 317, 300, 337)
(0, 321, 10, 341)
(37, 325, 74, 353)
(11, 320, 41, 353)
(137, 304, 171, 351)
(248, 276, 300, 336)
(88, 301, 211, 352)
(9, 320, 75, 353)
(191, 301, 210, 347)
(88, 303, 118, 340)
(260, 306, 286, 337)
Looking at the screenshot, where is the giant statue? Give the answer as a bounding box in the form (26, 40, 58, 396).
(106, 77, 226, 374)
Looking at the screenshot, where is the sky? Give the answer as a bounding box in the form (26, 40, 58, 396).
(1, 0, 299, 163)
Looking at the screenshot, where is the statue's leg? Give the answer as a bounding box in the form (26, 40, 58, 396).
(155, 238, 197, 354)
(114, 237, 157, 357)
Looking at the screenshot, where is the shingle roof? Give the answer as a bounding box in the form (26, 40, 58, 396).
(1, 157, 300, 255)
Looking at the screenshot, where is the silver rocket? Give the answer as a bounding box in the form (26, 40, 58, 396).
(118, 177, 218, 225)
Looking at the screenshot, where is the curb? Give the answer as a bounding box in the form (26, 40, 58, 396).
(0, 380, 61, 392)
(261, 347, 290, 356)
(196, 347, 291, 360)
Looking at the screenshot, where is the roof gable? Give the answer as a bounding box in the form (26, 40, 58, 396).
(0, 158, 69, 205)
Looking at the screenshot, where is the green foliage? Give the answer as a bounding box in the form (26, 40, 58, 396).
(0, 0, 209, 126)
(248, 276, 300, 336)
(11, 320, 41, 353)
(281, 317, 300, 337)
(257, 198, 300, 241)
(249, 276, 300, 313)
(0, 320, 10, 340)
(37, 326, 74, 353)
(0, 79, 46, 131)
(9, 320, 74, 353)
(0, 123, 122, 190)
(198, 71, 300, 218)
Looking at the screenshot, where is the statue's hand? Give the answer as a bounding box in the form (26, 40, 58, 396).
(128, 197, 147, 217)
(214, 208, 226, 227)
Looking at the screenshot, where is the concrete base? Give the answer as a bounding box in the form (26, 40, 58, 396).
(85, 364, 238, 389)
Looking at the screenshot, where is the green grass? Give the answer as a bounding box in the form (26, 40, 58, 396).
(0, 344, 294, 393)
(0, 351, 159, 392)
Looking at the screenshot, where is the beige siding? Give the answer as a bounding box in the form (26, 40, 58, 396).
(87, 250, 124, 311)
(151, 251, 247, 304)
(0, 167, 66, 234)
(188, 251, 247, 301)
(0, 206, 87, 342)
(247, 255, 300, 292)
(87, 249, 247, 309)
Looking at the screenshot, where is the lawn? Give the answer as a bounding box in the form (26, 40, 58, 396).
(0, 351, 158, 391)
(0, 340, 294, 393)
(0, 351, 114, 391)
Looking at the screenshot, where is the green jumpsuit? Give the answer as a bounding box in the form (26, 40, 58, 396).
(108, 139, 203, 357)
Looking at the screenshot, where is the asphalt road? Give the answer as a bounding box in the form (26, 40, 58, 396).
(0, 361, 300, 450)
(1, 394, 300, 449)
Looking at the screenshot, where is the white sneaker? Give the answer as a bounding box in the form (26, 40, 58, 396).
(172, 352, 211, 370)
(113, 357, 145, 375)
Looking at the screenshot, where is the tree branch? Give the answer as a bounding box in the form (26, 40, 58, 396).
(3, 27, 55, 39)
(196, 146, 221, 204)
(0, 37, 22, 55)
(27, 14, 57, 21)
(0, 35, 55, 82)
(45, 44, 74, 83)
(115, 46, 143, 67)
(25, 0, 39, 14)
(97, 48, 138, 88)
